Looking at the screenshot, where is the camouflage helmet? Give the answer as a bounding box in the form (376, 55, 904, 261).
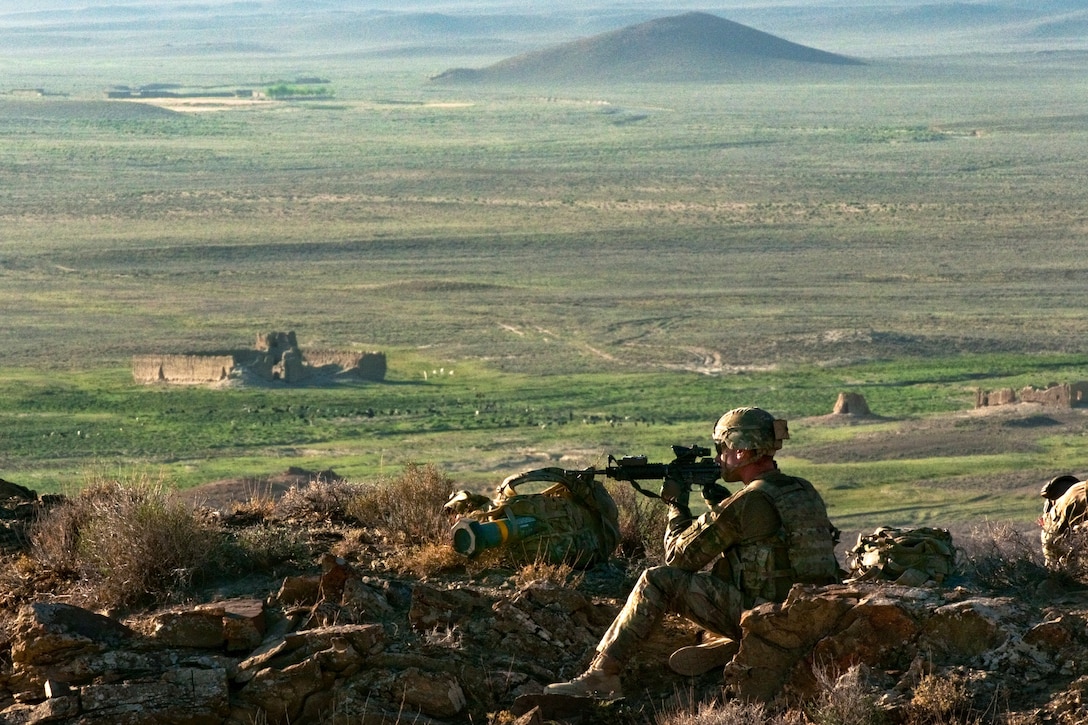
(713, 407, 789, 455)
(1041, 475, 1081, 501)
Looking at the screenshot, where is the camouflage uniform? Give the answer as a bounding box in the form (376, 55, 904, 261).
(595, 466, 839, 663)
(1040, 476, 1088, 570)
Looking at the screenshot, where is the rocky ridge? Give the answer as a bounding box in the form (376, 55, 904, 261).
(2, 479, 1087, 724)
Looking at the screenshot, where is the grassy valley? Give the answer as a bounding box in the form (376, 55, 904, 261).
(1, 2, 1087, 538)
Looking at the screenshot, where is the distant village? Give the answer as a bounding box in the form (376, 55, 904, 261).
(132, 331, 385, 386)
(105, 77, 333, 101)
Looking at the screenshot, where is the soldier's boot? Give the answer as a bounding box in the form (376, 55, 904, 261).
(667, 635, 740, 676)
(543, 653, 624, 699)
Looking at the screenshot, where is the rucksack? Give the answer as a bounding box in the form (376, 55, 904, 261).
(846, 526, 956, 586)
(448, 467, 620, 569)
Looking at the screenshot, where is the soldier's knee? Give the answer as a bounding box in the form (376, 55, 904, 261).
(638, 564, 692, 594)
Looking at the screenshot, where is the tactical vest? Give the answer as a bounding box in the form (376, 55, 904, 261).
(730, 473, 840, 605)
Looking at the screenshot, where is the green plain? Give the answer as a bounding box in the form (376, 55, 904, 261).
(2, 48, 1087, 535)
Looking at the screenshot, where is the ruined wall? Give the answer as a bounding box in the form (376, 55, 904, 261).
(256, 330, 298, 353)
(132, 355, 236, 385)
(976, 382, 1088, 408)
(1020, 383, 1072, 407)
(305, 351, 387, 381)
(356, 352, 387, 381)
(975, 387, 1017, 408)
(134, 336, 386, 385)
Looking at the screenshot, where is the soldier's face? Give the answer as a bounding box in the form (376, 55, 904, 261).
(716, 444, 749, 483)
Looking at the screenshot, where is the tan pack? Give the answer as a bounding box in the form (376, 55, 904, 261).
(846, 526, 956, 586)
(448, 467, 620, 568)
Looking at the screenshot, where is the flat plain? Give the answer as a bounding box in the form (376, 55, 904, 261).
(2, 1, 1088, 538)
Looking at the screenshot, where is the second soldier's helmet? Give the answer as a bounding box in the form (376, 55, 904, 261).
(713, 407, 789, 455)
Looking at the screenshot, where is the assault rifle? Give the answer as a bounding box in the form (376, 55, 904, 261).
(589, 444, 729, 502)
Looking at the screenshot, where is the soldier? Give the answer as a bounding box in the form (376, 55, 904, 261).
(1040, 474, 1088, 571)
(544, 407, 841, 698)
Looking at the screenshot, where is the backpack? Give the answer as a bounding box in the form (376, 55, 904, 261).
(846, 527, 956, 586)
(448, 467, 620, 569)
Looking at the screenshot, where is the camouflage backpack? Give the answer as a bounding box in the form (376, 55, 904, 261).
(447, 467, 621, 569)
(846, 526, 956, 586)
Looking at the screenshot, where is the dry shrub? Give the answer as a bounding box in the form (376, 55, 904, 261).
(345, 463, 455, 546)
(227, 523, 312, 573)
(907, 672, 979, 725)
(30, 472, 220, 610)
(807, 664, 887, 725)
(607, 481, 667, 565)
(957, 520, 1047, 593)
(28, 491, 92, 578)
(274, 478, 363, 522)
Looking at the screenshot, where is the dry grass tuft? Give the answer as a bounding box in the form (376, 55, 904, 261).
(607, 481, 667, 565)
(657, 697, 805, 725)
(29, 472, 221, 610)
(907, 672, 978, 725)
(345, 463, 454, 546)
(384, 541, 466, 578)
(422, 623, 464, 650)
(807, 664, 887, 725)
(514, 556, 584, 589)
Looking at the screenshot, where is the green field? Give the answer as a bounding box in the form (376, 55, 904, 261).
(3, 26, 1088, 536)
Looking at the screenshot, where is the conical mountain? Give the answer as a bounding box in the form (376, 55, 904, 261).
(432, 12, 864, 84)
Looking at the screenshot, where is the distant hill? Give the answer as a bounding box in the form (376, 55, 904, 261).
(430, 12, 865, 85)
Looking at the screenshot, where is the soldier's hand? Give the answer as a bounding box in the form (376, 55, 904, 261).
(659, 477, 689, 506)
(701, 481, 730, 507)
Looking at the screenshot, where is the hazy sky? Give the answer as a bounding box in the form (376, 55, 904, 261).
(0, 0, 993, 12)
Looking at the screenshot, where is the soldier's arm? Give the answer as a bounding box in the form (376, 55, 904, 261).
(664, 488, 781, 571)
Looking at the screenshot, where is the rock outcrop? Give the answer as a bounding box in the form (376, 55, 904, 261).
(0, 481, 64, 554)
(4, 559, 1088, 724)
(3, 477, 1086, 724)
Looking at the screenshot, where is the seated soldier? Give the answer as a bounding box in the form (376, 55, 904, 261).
(544, 407, 841, 699)
(1040, 474, 1088, 571)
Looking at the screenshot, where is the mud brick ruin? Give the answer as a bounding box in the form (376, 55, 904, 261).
(132, 331, 386, 385)
(976, 381, 1088, 408)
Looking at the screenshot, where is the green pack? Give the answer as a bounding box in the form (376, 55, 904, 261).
(846, 527, 956, 586)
